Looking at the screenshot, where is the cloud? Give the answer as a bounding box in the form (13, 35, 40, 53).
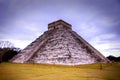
(94, 42, 120, 50)
(91, 41, 120, 57)
(0, 0, 120, 57)
(91, 33, 117, 43)
(89, 33, 120, 57)
(0, 38, 32, 49)
(101, 49, 120, 57)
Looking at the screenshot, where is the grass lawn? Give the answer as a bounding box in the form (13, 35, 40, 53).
(0, 62, 120, 80)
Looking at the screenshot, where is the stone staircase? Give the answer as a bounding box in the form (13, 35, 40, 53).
(10, 29, 56, 63)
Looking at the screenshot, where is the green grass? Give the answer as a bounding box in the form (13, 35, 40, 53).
(0, 62, 120, 80)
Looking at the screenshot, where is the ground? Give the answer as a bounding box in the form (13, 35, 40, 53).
(0, 62, 120, 80)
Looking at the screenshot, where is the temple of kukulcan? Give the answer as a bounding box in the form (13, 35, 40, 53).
(10, 20, 110, 65)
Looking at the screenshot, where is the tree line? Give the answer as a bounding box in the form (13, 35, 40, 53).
(0, 47, 20, 63)
(0, 41, 20, 63)
(107, 55, 120, 62)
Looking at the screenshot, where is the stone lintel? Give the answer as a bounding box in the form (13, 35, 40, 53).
(48, 20, 72, 30)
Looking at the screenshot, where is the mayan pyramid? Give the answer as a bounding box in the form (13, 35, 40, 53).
(10, 20, 109, 65)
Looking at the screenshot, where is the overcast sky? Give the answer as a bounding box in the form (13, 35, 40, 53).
(0, 0, 120, 57)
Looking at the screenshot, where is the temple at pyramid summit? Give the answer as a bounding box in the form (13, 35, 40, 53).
(10, 20, 110, 65)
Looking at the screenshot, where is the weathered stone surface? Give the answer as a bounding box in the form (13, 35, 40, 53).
(10, 20, 110, 65)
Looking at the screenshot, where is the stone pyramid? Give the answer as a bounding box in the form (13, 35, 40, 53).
(10, 20, 110, 65)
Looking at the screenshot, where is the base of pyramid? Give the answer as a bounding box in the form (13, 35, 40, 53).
(11, 59, 107, 66)
(26, 61, 102, 66)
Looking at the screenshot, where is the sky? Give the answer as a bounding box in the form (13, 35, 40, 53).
(0, 0, 120, 57)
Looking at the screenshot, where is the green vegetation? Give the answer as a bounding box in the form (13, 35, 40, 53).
(0, 63, 120, 80)
(0, 48, 19, 63)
